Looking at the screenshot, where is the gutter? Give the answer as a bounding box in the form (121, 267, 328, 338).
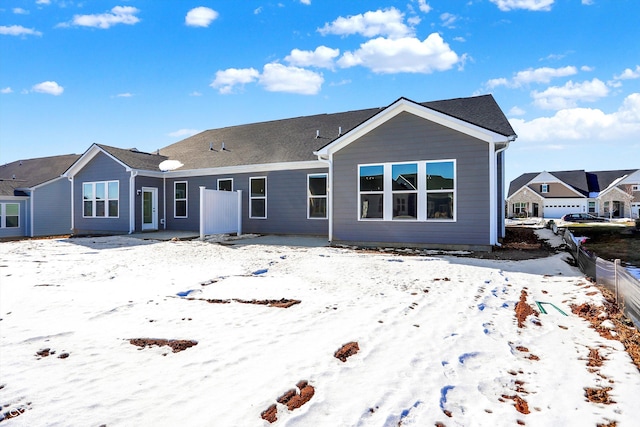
(315, 153, 333, 244)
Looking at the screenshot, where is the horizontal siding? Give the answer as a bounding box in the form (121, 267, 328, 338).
(33, 178, 72, 236)
(332, 112, 491, 246)
(73, 152, 130, 234)
(0, 198, 27, 238)
(165, 167, 329, 236)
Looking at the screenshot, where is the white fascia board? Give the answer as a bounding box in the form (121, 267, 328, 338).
(598, 184, 630, 199)
(316, 99, 510, 157)
(506, 185, 544, 201)
(161, 160, 326, 179)
(0, 195, 29, 201)
(63, 144, 131, 177)
(530, 171, 586, 198)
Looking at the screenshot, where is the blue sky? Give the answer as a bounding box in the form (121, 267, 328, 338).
(1, 0, 638, 185)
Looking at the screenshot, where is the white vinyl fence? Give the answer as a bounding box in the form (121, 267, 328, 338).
(199, 187, 242, 239)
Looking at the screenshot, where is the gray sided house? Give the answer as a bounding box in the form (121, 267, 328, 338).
(0, 154, 80, 239)
(63, 95, 516, 250)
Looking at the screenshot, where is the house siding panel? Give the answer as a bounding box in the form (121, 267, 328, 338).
(73, 152, 131, 235)
(165, 167, 329, 235)
(331, 112, 491, 247)
(0, 198, 28, 238)
(529, 183, 582, 198)
(33, 178, 72, 236)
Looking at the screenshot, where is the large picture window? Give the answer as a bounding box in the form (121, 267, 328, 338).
(358, 160, 456, 222)
(250, 177, 267, 219)
(308, 174, 327, 219)
(1, 203, 19, 228)
(174, 182, 188, 218)
(83, 181, 119, 218)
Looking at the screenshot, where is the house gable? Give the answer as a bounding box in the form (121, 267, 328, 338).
(527, 171, 586, 198)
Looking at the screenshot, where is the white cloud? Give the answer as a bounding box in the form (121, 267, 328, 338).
(440, 13, 458, 28)
(61, 6, 140, 29)
(210, 68, 260, 94)
(254, 7, 263, 14)
(259, 63, 323, 95)
(614, 65, 640, 81)
(582, 0, 594, 5)
(337, 33, 460, 74)
(36, 0, 50, 4)
(32, 81, 64, 96)
(490, 0, 554, 12)
(185, 7, 219, 28)
(486, 66, 578, 89)
(510, 92, 640, 142)
(300, 0, 311, 5)
(318, 8, 413, 39)
(115, 93, 133, 98)
(189, 91, 202, 96)
(13, 8, 29, 15)
(417, 0, 432, 13)
(1, 87, 13, 94)
(531, 78, 609, 109)
(509, 106, 526, 116)
(168, 129, 200, 138)
(285, 46, 340, 69)
(0, 25, 42, 36)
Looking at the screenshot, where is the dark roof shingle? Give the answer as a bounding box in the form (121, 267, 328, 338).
(0, 154, 80, 196)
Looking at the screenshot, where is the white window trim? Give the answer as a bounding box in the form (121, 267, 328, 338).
(0, 203, 20, 228)
(82, 181, 119, 218)
(217, 178, 234, 191)
(174, 181, 188, 218)
(632, 184, 640, 192)
(249, 176, 267, 219)
(358, 160, 456, 222)
(540, 184, 549, 193)
(307, 173, 328, 220)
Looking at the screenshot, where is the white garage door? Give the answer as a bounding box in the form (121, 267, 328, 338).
(543, 199, 587, 219)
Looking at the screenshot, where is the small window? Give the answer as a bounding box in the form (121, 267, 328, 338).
(83, 181, 119, 218)
(632, 184, 640, 192)
(218, 178, 233, 192)
(540, 184, 549, 193)
(1, 203, 19, 228)
(250, 177, 267, 219)
(174, 181, 188, 218)
(308, 174, 327, 219)
(359, 165, 384, 219)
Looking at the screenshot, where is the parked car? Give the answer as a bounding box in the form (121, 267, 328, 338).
(561, 213, 607, 223)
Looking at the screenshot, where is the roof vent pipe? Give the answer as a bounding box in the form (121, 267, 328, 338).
(221, 142, 226, 151)
(338, 126, 342, 136)
(315, 130, 320, 139)
(209, 142, 214, 151)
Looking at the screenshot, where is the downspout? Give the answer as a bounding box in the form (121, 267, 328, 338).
(317, 154, 333, 243)
(494, 138, 514, 246)
(163, 173, 167, 230)
(69, 176, 74, 234)
(29, 188, 34, 238)
(129, 170, 138, 234)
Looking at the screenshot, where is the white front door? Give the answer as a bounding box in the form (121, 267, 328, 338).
(142, 187, 158, 231)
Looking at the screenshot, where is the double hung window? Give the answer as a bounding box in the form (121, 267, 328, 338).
(83, 181, 119, 217)
(0, 203, 19, 228)
(174, 182, 188, 218)
(308, 174, 328, 219)
(250, 177, 267, 219)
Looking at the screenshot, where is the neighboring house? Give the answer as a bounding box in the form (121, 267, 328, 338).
(0, 154, 80, 238)
(61, 95, 516, 250)
(507, 169, 640, 219)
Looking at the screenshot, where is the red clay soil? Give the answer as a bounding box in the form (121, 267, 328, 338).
(191, 297, 301, 308)
(334, 341, 360, 362)
(129, 338, 198, 353)
(584, 386, 615, 404)
(501, 394, 530, 414)
(262, 380, 315, 424)
(260, 404, 278, 423)
(514, 290, 539, 328)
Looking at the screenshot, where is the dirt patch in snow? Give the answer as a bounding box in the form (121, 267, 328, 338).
(334, 341, 359, 362)
(129, 338, 198, 353)
(261, 380, 315, 424)
(514, 290, 540, 328)
(188, 297, 301, 308)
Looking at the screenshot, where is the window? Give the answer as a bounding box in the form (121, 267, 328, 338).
(588, 201, 596, 213)
(174, 181, 187, 218)
(426, 161, 455, 220)
(392, 163, 417, 220)
(540, 184, 549, 193)
(358, 160, 456, 222)
(632, 184, 640, 192)
(513, 202, 528, 217)
(83, 181, 119, 218)
(359, 165, 384, 219)
(308, 174, 327, 219)
(217, 178, 233, 192)
(1, 203, 19, 228)
(250, 177, 267, 219)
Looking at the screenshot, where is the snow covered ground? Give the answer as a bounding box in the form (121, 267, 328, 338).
(1, 234, 640, 426)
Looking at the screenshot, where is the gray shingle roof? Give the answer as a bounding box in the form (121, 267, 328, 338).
(96, 144, 168, 171)
(0, 154, 80, 196)
(160, 95, 516, 170)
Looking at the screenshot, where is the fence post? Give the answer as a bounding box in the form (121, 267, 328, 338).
(614, 258, 620, 306)
(237, 190, 242, 237)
